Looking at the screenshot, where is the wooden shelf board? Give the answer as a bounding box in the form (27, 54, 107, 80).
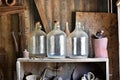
(17, 58, 109, 63)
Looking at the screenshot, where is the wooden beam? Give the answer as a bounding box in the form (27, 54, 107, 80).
(0, 6, 26, 12)
(34, 0, 50, 33)
(0, 6, 26, 16)
(0, 10, 24, 16)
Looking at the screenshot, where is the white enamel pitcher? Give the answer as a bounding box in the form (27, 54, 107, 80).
(81, 72, 95, 80)
(26, 75, 39, 80)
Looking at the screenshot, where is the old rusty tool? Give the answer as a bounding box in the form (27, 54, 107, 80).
(34, 0, 50, 33)
(11, 32, 20, 58)
(11, 32, 18, 52)
(5, 0, 16, 6)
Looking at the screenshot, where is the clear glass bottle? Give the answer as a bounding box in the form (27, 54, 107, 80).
(64, 22, 70, 36)
(68, 22, 89, 58)
(47, 21, 66, 58)
(28, 22, 46, 58)
(64, 22, 70, 57)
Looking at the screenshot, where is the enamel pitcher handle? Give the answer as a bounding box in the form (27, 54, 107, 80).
(81, 74, 87, 80)
(87, 72, 95, 80)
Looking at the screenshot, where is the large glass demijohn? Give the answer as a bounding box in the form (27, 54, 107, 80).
(47, 21, 66, 58)
(28, 22, 46, 58)
(68, 22, 89, 58)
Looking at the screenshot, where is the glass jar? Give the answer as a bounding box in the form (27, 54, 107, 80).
(47, 21, 66, 58)
(68, 22, 89, 58)
(28, 22, 46, 58)
(64, 22, 70, 57)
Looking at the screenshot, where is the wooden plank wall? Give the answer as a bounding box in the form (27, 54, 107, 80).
(29, 0, 110, 32)
(0, 0, 118, 80)
(0, 0, 28, 80)
(0, 15, 18, 80)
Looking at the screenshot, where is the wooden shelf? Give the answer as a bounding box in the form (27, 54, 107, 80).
(16, 58, 109, 80)
(0, 6, 26, 16)
(17, 58, 108, 63)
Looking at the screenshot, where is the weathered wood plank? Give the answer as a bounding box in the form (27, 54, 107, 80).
(28, 0, 34, 31)
(19, 13, 26, 53)
(22, 0, 31, 50)
(17, 0, 24, 6)
(66, 0, 72, 32)
(92, 0, 98, 11)
(45, 0, 52, 30)
(70, 0, 75, 11)
(0, 6, 25, 16)
(69, 0, 75, 31)
(39, 0, 45, 11)
(0, 10, 24, 16)
(0, 15, 15, 80)
(79, 0, 83, 11)
(83, 0, 89, 11)
(97, 0, 108, 12)
(34, 0, 50, 33)
(60, 0, 67, 31)
(0, 6, 25, 12)
(75, 0, 80, 11)
(0, 15, 7, 53)
(0, 16, 4, 48)
(53, 0, 60, 23)
(86, 0, 96, 11)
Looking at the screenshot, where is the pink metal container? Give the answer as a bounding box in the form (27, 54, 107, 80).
(93, 37, 108, 58)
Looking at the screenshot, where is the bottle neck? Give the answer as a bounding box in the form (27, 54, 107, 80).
(75, 22, 82, 31)
(65, 22, 69, 30)
(35, 22, 42, 30)
(54, 22, 60, 30)
(65, 22, 70, 36)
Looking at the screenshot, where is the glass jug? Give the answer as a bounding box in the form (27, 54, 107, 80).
(28, 22, 46, 58)
(68, 22, 89, 58)
(47, 21, 66, 58)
